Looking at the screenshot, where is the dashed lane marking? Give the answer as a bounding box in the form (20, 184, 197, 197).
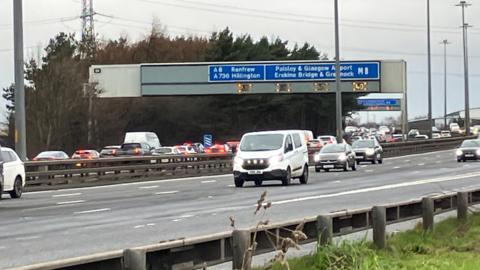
(56, 200, 85, 205)
(74, 208, 111, 215)
(52, 193, 82, 198)
(155, 191, 179, 195)
(139, 185, 159, 190)
(201, 180, 217, 184)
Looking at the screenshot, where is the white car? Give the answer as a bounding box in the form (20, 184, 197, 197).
(1, 147, 26, 199)
(318, 135, 337, 145)
(450, 123, 460, 133)
(233, 130, 309, 187)
(441, 131, 452, 138)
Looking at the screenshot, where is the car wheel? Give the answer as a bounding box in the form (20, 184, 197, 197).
(378, 157, 383, 164)
(0, 182, 3, 200)
(299, 165, 308, 184)
(324, 169, 330, 172)
(457, 159, 462, 163)
(9, 177, 23, 199)
(282, 168, 291, 186)
(356, 160, 360, 165)
(344, 162, 349, 171)
(254, 180, 263, 187)
(234, 178, 244, 188)
(315, 167, 321, 173)
(371, 158, 377, 165)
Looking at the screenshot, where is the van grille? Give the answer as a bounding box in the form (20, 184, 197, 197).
(242, 159, 269, 170)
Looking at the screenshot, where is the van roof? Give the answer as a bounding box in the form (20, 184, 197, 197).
(242, 130, 306, 136)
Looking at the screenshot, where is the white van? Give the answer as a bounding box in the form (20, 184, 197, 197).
(124, 132, 161, 149)
(233, 130, 309, 187)
(1, 147, 26, 199)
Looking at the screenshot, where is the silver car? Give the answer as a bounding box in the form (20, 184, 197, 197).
(314, 144, 356, 172)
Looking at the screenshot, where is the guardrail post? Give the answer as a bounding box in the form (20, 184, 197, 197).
(123, 248, 146, 270)
(457, 192, 469, 221)
(422, 197, 434, 231)
(316, 215, 332, 245)
(372, 206, 386, 249)
(232, 229, 251, 270)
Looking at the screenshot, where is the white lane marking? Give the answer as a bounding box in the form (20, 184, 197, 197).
(172, 219, 182, 222)
(464, 164, 471, 167)
(227, 184, 235, 187)
(139, 185, 159, 190)
(418, 163, 425, 166)
(208, 196, 214, 199)
(365, 170, 373, 173)
(201, 180, 217, 184)
(404, 160, 411, 163)
(134, 225, 145, 229)
(360, 165, 368, 168)
(52, 193, 82, 198)
(147, 223, 155, 226)
(393, 166, 401, 169)
(180, 214, 194, 218)
(271, 171, 480, 206)
(27, 174, 232, 195)
(436, 161, 442, 164)
(56, 200, 85, 205)
(74, 208, 111, 215)
(155, 191, 179, 195)
(412, 171, 420, 174)
(16, 235, 41, 241)
(212, 213, 217, 216)
(334, 181, 341, 183)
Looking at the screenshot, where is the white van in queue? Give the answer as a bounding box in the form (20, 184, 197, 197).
(124, 132, 161, 149)
(1, 147, 25, 199)
(233, 130, 309, 187)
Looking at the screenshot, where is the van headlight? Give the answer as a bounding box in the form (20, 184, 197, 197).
(234, 156, 244, 166)
(456, 149, 463, 156)
(365, 149, 375, 156)
(314, 153, 321, 162)
(269, 154, 284, 165)
(476, 149, 480, 156)
(338, 153, 347, 161)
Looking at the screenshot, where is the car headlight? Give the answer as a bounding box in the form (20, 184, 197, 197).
(366, 149, 375, 156)
(338, 153, 347, 161)
(477, 149, 480, 156)
(456, 149, 463, 156)
(314, 153, 321, 162)
(234, 156, 244, 166)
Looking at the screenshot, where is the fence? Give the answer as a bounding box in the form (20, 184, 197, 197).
(8, 188, 480, 270)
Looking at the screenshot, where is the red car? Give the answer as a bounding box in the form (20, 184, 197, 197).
(72, 150, 100, 160)
(205, 144, 228, 154)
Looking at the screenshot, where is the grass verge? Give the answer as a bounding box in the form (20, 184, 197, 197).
(259, 213, 480, 270)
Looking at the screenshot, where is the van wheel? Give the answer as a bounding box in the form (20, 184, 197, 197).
(234, 178, 244, 188)
(0, 182, 3, 200)
(282, 168, 291, 186)
(9, 177, 23, 198)
(299, 165, 308, 184)
(254, 180, 263, 186)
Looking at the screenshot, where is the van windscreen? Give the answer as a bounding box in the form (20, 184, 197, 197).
(240, 134, 284, 152)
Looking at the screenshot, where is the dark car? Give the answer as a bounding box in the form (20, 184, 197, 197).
(115, 143, 152, 156)
(33, 151, 69, 161)
(314, 143, 356, 172)
(99, 145, 120, 158)
(456, 139, 480, 162)
(352, 139, 383, 164)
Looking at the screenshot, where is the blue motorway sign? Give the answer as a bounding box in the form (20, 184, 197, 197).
(203, 134, 213, 148)
(357, 99, 400, 107)
(208, 62, 380, 82)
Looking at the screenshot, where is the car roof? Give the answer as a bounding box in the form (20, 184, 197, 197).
(1, 147, 14, 152)
(243, 130, 303, 136)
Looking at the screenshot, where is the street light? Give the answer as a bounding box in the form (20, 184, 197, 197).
(426, 0, 433, 139)
(13, 0, 27, 160)
(334, 0, 343, 143)
(440, 39, 450, 130)
(456, 1, 472, 136)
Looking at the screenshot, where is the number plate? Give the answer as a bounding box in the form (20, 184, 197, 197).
(465, 154, 475, 157)
(324, 165, 335, 169)
(248, 170, 262, 175)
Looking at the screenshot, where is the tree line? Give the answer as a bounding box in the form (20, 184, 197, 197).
(2, 27, 359, 157)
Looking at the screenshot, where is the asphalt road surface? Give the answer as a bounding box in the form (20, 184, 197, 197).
(1, 149, 480, 269)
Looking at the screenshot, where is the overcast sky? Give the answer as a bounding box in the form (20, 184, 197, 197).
(1, 0, 479, 123)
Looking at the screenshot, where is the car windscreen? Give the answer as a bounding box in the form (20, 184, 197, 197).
(240, 134, 284, 151)
(154, 148, 173, 154)
(461, 140, 480, 148)
(121, 143, 141, 150)
(352, 140, 375, 148)
(320, 144, 346, 153)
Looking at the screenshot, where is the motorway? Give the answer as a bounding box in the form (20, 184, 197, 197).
(1, 150, 480, 269)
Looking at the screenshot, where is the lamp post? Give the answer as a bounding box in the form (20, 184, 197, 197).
(440, 39, 450, 130)
(334, 0, 343, 143)
(13, 0, 27, 160)
(426, 0, 433, 139)
(456, 1, 471, 136)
